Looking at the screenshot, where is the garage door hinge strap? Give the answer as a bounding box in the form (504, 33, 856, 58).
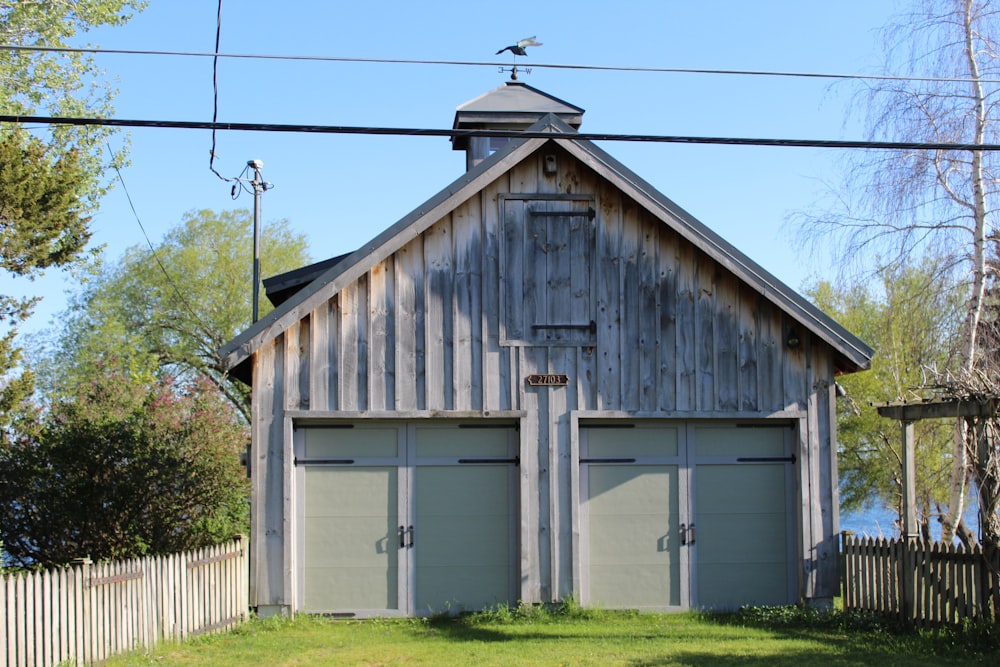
(458, 457, 519, 465)
(735, 455, 796, 463)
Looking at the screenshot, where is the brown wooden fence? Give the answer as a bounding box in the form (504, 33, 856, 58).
(841, 532, 1000, 626)
(0, 537, 248, 667)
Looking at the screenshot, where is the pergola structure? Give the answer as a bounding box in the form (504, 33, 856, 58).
(875, 398, 1000, 541)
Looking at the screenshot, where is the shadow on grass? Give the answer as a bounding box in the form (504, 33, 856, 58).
(693, 606, 998, 666)
(418, 604, 996, 666)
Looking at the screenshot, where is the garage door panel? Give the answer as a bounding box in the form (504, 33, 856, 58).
(302, 466, 400, 612)
(414, 427, 511, 458)
(695, 448, 791, 609)
(304, 467, 397, 517)
(697, 562, 789, 608)
(416, 515, 510, 566)
(694, 427, 786, 458)
(588, 465, 675, 513)
(304, 517, 400, 568)
(414, 464, 513, 613)
(695, 514, 787, 563)
(304, 427, 399, 458)
(589, 515, 674, 565)
(586, 427, 679, 458)
(303, 566, 399, 612)
(416, 466, 510, 515)
(584, 464, 680, 608)
(697, 464, 787, 512)
(589, 565, 679, 608)
(416, 565, 511, 612)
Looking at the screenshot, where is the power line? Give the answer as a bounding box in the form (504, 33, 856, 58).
(4, 43, 1000, 85)
(104, 139, 209, 333)
(208, 0, 229, 181)
(5, 113, 1000, 151)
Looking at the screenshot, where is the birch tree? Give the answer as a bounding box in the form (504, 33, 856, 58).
(799, 0, 1000, 542)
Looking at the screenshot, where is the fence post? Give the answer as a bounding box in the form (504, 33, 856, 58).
(899, 420, 918, 623)
(984, 544, 999, 623)
(840, 530, 853, 608)
(71, 557, 92, 666)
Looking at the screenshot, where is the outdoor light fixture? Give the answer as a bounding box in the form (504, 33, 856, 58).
(544, 153, 558, 174)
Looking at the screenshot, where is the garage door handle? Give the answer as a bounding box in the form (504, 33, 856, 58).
(407, 525, 415, 548)
(680, 523, 686, 546)
(688, 523, 696, 545)
(399, 525, 406, 549)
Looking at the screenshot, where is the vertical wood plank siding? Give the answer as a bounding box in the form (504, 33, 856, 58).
(250, 151, 838, 607)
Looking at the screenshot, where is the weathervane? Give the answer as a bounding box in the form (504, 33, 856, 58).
(496, 36, 541, 80)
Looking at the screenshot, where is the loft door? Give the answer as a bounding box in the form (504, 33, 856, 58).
(500, 195, 596, 346)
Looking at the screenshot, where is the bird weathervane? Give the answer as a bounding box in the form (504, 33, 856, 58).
(496, 36, 541, 80)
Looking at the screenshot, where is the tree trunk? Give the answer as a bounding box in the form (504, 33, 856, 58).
(943, 0, 990, 543)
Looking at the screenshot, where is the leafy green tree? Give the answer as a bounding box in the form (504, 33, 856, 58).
(808, 258, 967, 539)
(1, 0, 145, 205)
(0, 367, 249, 566)
(1, 0, 146, 441)
(33, 209, 311, 422)
(0, 129, 88, 439)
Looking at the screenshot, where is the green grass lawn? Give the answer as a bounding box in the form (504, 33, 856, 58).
(103, 604, 997, 666)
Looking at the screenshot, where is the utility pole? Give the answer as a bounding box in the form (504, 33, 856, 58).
(248, 159, 271, 323)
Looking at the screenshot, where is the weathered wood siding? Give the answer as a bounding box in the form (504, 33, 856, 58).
(249, 145, 840, 609)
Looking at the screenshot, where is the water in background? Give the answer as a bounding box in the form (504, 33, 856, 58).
(840, 497, 983, 543)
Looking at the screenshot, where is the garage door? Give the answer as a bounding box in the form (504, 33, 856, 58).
(579, 425, 685, 609)
(580, 422, 794, 610)
(296, 423, 518, 616)
(692, 426, 794, 608)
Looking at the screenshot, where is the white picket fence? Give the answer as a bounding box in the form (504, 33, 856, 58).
(0, 537, 248, 666)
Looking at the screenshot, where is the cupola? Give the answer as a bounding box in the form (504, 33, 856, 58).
(452, 81, 585, 170)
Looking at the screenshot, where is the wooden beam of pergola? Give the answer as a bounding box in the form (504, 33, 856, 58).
(875, 398, 1000, 421)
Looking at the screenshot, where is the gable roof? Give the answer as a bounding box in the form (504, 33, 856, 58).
(220, 114, 873, 380)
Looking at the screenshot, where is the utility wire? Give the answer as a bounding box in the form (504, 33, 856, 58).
(104, 139, 208, 332)
(208, 0, 230, 181)
(4, 43, 1000, 85)
(9, 114, 1000, 151)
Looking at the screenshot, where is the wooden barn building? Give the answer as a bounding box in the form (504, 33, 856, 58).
(220, 82, 873, 618)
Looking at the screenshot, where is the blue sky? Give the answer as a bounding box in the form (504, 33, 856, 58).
(13, 0, 901, 336)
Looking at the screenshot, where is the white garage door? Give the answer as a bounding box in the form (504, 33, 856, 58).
(296, 423, 518, 616)
(580, 422, 794, 610)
